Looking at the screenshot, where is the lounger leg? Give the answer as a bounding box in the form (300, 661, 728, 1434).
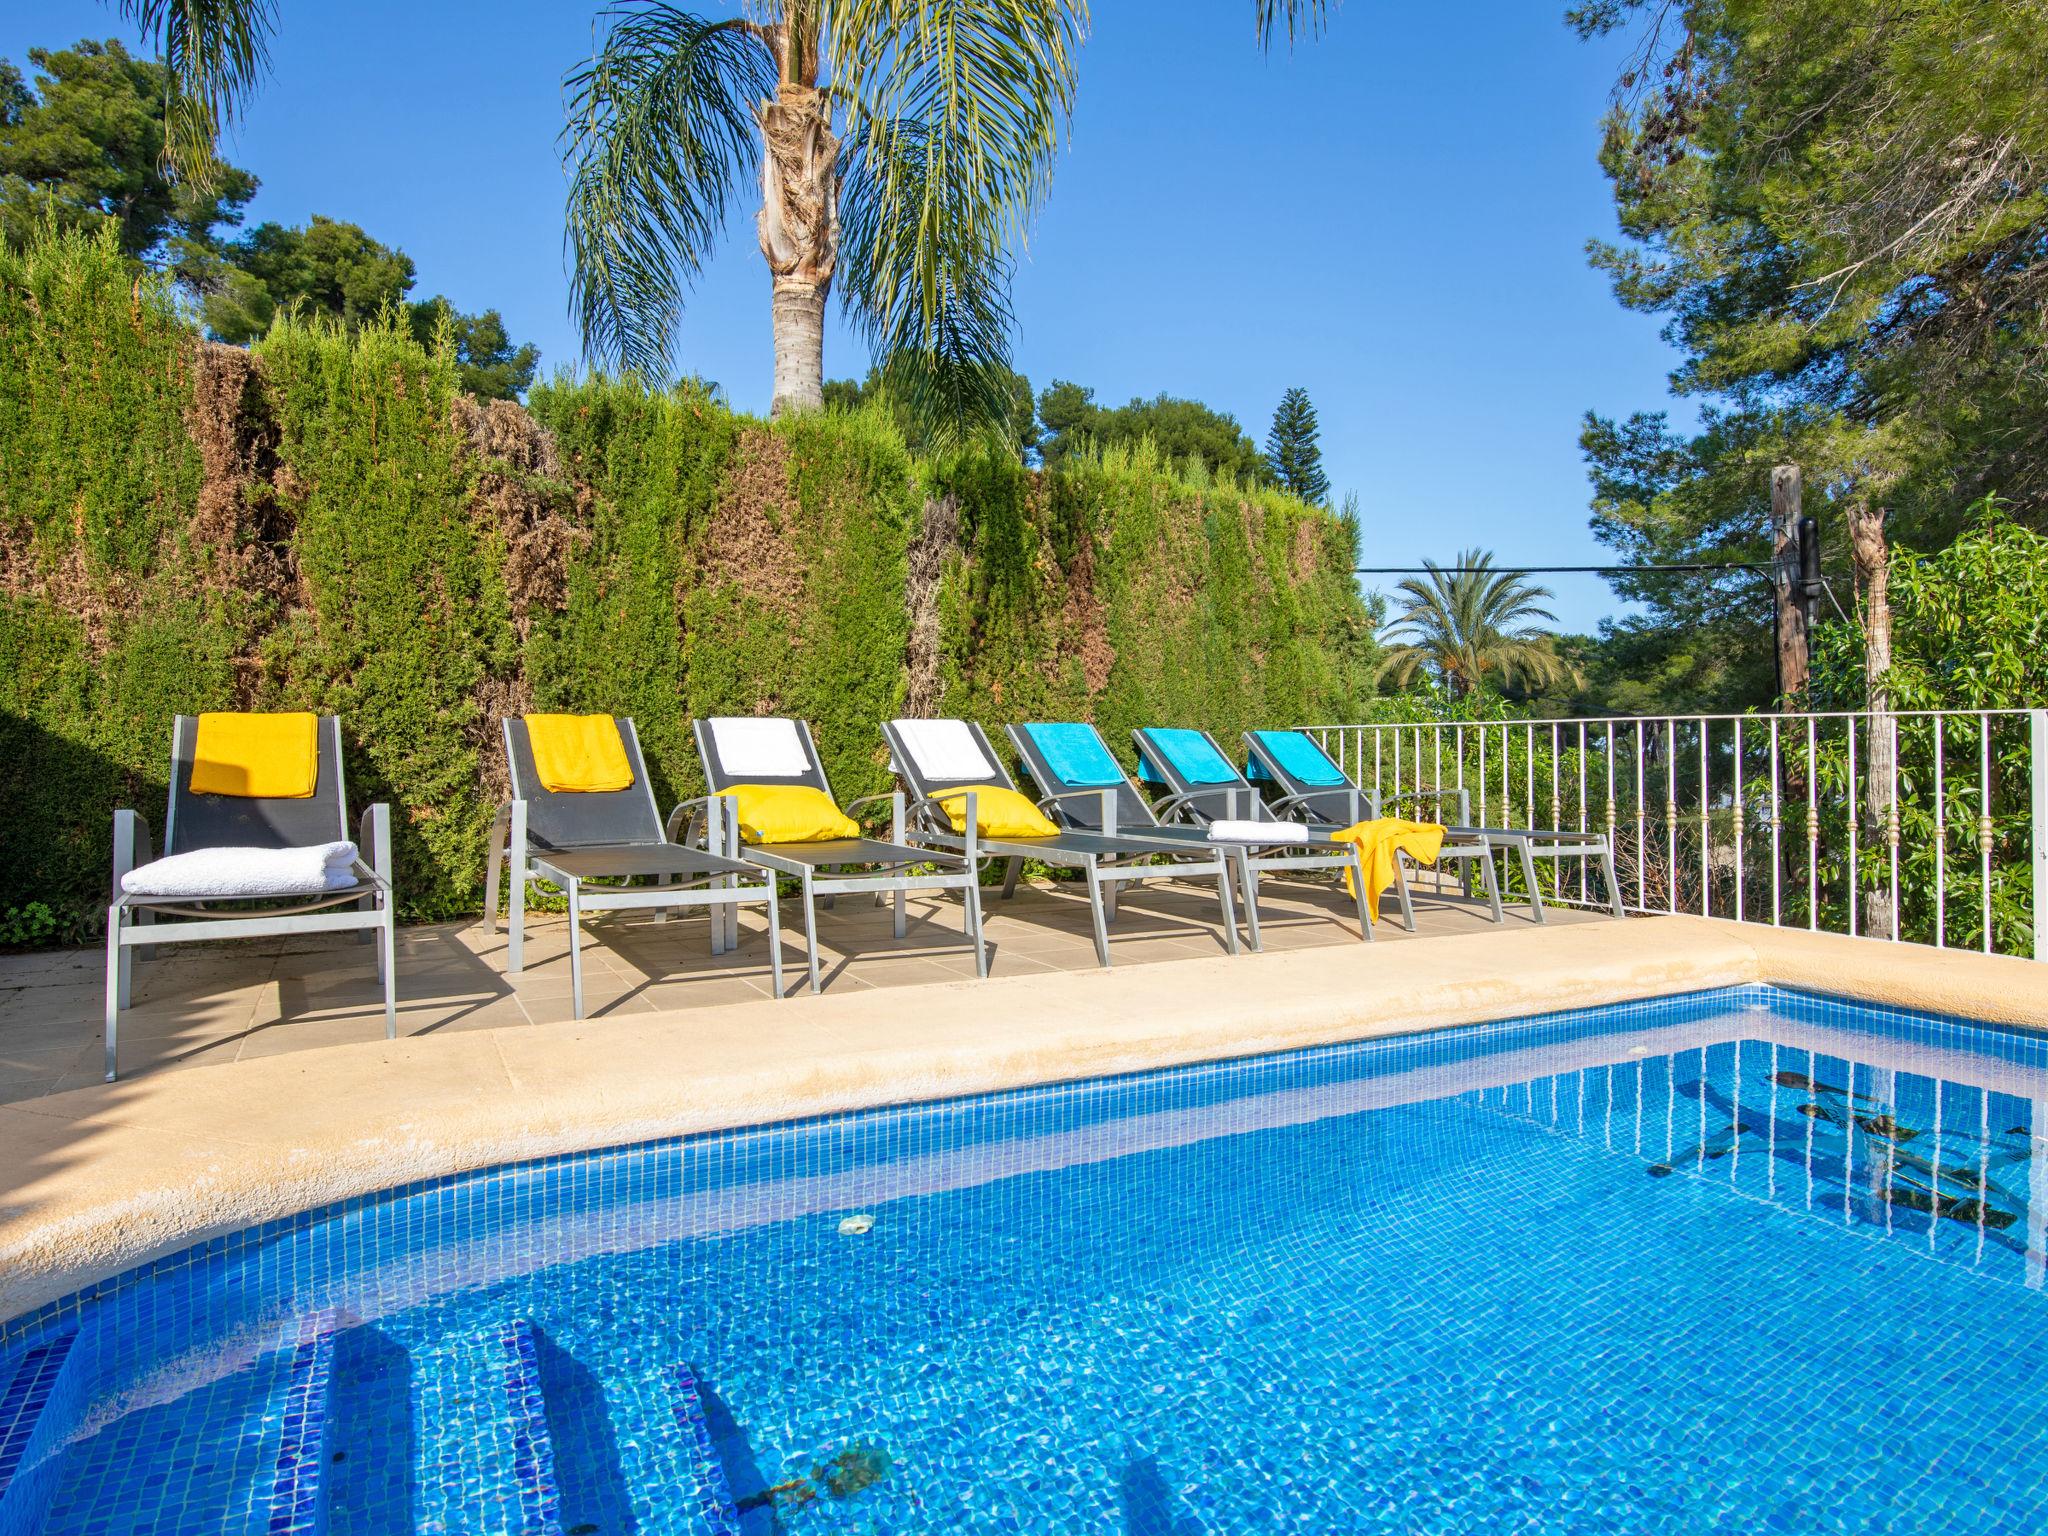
(1084, 863, 1112, 968)
(1002, 857, 1022, 899)
(103, 905, 123, 1083)
(567, 879, 586, 1020)
(1602, 840, 1625, 919)
(965, 881, 988, 978)
(483, 830, 503, 934)
(894, 887, 907, 941)
(1217, 857, 1241, 956)
(116, 912, 136, 1010)
(765, 878, 785, 998)
(800, 873, 822, 995)
(1347, 848, 1372, 939)
(1394, 860, 1418, 933)
(1104, 881, 1119, 922)
(1238, 852, 1264, 954)
(507, 803, 528, 975)
(380, 902, 397, 1040)
(1480, 849, 1505, 923)
(1519, 841, 1547, 924)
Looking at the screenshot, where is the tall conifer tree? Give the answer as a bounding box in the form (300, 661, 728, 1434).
(1266, 386, 1330, 503)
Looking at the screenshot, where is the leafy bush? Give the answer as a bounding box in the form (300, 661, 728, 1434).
(0, 225, 1376, 943)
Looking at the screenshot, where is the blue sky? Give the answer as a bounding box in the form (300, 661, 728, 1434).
(6, 2, 1686, 632)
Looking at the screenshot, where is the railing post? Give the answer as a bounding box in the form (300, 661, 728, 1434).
(2032, 709, 2047, 961)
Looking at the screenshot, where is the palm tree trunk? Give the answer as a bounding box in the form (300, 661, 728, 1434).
(756, 21, 838, 417)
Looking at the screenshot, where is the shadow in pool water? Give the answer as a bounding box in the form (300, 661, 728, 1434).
(696, 1372, 783, 1535)
(1120, 1451, 1205, 1536)
(531, 1325, 640, 1536)
(327, 1324, 417, 1536)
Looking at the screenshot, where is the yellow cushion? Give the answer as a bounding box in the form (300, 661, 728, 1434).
(931, 783, 1059, 838)
(527, 714, 635, 793)
(189, 712, 319, 799)
(718, 784, 859, 844)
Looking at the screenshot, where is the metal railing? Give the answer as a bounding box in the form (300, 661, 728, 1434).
(1297, 710, 2048, 960)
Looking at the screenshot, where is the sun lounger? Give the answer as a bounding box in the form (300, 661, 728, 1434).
(1005, 721, 1274, 951)
(485, 716, 784, 1017)
(1133, 724, 1423, 942)
(105, 713, 395, 1081)
(883, 718, 1240, 967)
(1244, 729, 1622, 922)
(693, 716, 986, 993)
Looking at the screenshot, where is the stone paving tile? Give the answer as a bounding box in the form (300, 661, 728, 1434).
(0, 880, 1596, 1102)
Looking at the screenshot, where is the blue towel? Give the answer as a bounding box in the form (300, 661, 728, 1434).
(1143, 728, 1240, 785)
(1022, 723, 1126, 787)
(1253, 730, 1348, 787)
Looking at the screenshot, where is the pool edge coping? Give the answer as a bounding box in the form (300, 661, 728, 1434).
(0, 915, 2041, 1328)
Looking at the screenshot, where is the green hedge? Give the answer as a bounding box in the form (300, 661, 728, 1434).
(0, 227, 1375, 942)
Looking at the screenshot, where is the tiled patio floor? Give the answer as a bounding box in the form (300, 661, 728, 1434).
(0, 875, 1596, 1103)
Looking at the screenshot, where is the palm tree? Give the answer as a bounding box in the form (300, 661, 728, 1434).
(564, 0, 1337, 424)
(108, 0, 279, 185)
(106, 0, 1336, 425)
(1376, 549, 1582, 699)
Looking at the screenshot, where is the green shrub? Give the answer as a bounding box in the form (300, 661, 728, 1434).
(0, 225, 1377, 942)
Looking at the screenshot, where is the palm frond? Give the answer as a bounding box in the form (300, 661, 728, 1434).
(117, 0, 277, 183)
(1252, 0, 1334, 50)
(828, 0, 1084, 436)
(563, 4, 776, 378)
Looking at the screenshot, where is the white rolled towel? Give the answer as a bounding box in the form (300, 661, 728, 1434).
(122, 842, 361, 899)
(1207, 819, 1309, 844)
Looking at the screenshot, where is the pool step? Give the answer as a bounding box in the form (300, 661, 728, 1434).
(670, 1364, 744, 1535)
(0, 1329, 84, 1536)
(500, 1320, 565, 1536)
(263, 1310, 341, 1536)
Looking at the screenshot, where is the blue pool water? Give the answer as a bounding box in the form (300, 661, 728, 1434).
(3, 984, 2047, 1534)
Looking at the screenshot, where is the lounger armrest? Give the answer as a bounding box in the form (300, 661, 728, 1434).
(1150, 786, 1252, 824)
(1269, 786, 1374, 823)
(1035, 786, 1119, 836)
(357, 803, 394, 894)
(110, 808, 153, 898)
(845, 790, 908, 847)
(1382, 788, 1472, 822)
(665, 794, 733, 853)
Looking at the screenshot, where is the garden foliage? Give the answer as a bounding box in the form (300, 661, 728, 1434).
(0, 227, 1373, 942)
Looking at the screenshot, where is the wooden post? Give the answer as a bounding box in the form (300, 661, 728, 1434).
(1771, 465, 1808, 708)
(1851, 498, 1895, 938)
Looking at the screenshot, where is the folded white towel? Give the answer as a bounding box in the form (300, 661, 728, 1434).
(122, 842, 360, 899)
(1207, 819, 1309, 844)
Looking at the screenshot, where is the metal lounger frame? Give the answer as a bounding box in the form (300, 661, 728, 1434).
(485, 717, 784, 1018)
(1131, 726, 1383, 943)
(104, 714, 396, 1082)
(1239, 730, 1507, 923)
(1244, 731, 1617, 922)
(692, 717, 986, 993)
(1002, 722, 1247, 954)
(883, 719, 1239, 968)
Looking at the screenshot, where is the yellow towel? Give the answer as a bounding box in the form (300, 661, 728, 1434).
(930, 784, 1059, 838)
(527, 714, 635, 793)
(189, 712, 319, 799)
(1331, 818, 1445, 924)
(717, 784, 859, 844)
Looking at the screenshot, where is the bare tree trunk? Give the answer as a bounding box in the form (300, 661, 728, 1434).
(1771, 464, 1809, 707)
(756, 28, 838, 418)
(1851, 499, 1896, 938)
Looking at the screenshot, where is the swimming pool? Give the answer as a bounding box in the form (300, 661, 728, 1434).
(1, 983, 2044, 1534)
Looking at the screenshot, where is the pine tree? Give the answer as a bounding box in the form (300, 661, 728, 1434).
(1265, 387, 1330, 504)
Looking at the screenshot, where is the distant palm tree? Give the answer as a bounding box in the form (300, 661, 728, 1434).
(564, 0, 1338, 424)
(1376, 550, 1580, 698)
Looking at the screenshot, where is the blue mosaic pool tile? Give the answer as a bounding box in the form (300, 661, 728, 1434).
(501, 1319, 564, 1536)
(671, 1363, 743, 1535)
(1, 981, 2046, 1532)
(265, 1311, 337, 1535)
(0, 1328, 82, 1536)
